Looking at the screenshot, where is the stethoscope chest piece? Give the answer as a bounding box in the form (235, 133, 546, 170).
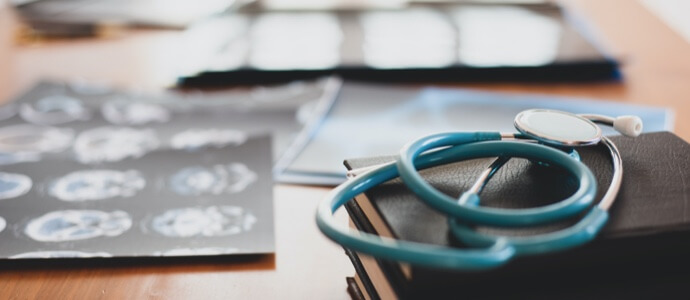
(515, 109, 602, 147)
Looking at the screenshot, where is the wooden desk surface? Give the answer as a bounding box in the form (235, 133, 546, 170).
(1, 0, 689, 298)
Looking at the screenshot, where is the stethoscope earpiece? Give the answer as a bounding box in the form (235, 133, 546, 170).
(613, 115, 643, 137)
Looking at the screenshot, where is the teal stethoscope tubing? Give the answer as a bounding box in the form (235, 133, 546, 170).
(316, 132, 606, 270)
(398, 132, 597, 227)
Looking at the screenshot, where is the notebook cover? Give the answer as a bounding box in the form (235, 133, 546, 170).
(344, 131, 690, 299)
(344, 247, 380, 300)
(346, 276, 366, 300)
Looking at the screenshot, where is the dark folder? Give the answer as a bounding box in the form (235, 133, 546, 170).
(344, 132, 690, 299)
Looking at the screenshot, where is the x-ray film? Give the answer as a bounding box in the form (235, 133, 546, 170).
(0, 172, 32, 200)
(49, 170, 146, 202)
(25, 210, 133, 242)
(0, 81, 278, 261)
(0, 134, 274, 259)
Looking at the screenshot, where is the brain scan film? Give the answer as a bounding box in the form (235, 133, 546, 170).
(170, 129, 247, 150)
(20, 95, 91, 125)
(0, 172, 32, 200)
(102, 101, 171, 125)
(169, 163, 257, 196)
(0, 103, 17, 122)
(49, 170, 146, 202)
(0, 124, 74, 164)
(10, 250, 112, 259)
(154, 247, 239, 256)
(150, 206, 257, 238)
(68, 79, 112, 95)
(73, 127, 159, 163)
(25, 210, 132, 242)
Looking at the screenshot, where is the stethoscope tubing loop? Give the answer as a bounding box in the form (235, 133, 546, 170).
(316, 132, 599, 270)
(397, 132, 597, 227)
(316, 156, 517, 270)
(317, 109, 631, 271)
(449, 207, 609, 256)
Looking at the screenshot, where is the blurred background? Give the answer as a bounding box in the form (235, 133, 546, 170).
(1, 1, 690, 298)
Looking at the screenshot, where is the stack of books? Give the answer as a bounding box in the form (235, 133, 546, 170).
(340, 132, 690, 299)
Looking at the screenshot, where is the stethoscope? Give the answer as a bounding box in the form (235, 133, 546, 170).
(316, 109, 643, 270)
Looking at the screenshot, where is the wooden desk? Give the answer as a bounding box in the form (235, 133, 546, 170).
(1, 0, 689, 298)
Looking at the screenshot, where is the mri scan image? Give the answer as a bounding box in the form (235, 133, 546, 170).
(169, 163, 257, 196)
(0, 82, 278, 260)
(10, 250, 112, 259)
(73, 127, 159, 163)
(0, 124, 74, 164)
(153, 247, 239, 257)
(49, 169, 146, 202)
(101, 101, 171, 125)
(20, 95, 91, 125)
(250, 81, 308, 103)
(0, 172, 32, 200)
(25, 210, 132, 242)
(170, 129, 247, 150)
(0, 103, 17, 122)
(150, 205, 257, 238)
(68, 79, 113, 95)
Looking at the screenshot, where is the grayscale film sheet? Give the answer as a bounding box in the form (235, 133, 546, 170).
(0, 81, 288, 260)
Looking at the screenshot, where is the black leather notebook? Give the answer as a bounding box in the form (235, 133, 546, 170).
(344, 132, 690, 299)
